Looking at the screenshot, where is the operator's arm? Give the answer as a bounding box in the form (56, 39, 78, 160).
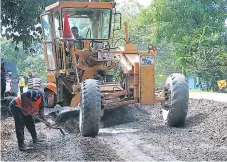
(38, 103, 48, 122)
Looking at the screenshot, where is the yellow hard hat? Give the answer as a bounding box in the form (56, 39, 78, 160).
(45, 83, 57, 93)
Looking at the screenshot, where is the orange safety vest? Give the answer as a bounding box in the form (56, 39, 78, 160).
(15, 95, 43, 116)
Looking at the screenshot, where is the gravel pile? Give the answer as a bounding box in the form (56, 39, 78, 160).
(1, 98, 13, 119)
(1, 98, 227, 161)
(1, 118, 15, 153)
(101, 104, 146, 128)
(1, 114, 123, 161)
(135, 99, 227, 161)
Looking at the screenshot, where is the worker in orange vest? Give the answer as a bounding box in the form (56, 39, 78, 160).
(9, 83, 57, 151)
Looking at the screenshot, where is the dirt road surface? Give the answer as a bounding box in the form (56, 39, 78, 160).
(1, 92, 227, 161)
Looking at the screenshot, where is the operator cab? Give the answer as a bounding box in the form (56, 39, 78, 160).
(64, 8, 111, 40)
(40, 1, 119, 72)
(63, 7, 111, 50)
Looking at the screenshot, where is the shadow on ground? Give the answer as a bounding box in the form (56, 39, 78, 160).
(101, 105, 147, 128)
(184, 113, 208, 128)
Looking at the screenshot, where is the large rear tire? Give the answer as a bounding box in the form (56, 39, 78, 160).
(162, 73, 189, 127)
(79, 79, 101, 137)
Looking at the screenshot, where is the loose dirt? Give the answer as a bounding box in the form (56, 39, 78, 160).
(1, 97, 227, 161)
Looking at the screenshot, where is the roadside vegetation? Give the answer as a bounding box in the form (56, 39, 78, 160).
(1, 0, 227, 91)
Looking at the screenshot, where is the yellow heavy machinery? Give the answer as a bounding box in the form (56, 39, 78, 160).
(40, 1, 189, 137)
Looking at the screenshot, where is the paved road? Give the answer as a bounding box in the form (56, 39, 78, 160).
(189, 92, 227, 102)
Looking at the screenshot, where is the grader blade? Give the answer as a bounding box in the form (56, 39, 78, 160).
(54, 108, 80, 127)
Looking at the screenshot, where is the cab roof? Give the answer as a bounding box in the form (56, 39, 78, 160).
(45, 1, 116, 12)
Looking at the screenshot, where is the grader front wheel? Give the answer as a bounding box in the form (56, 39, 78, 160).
(79, 79, 101, 137)
(162, 73, 189, 127)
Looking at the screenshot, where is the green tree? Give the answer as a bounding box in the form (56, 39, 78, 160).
(0, 39, 47, 81)
(139, 0, 227, 90)
(1, 0, 97, 47)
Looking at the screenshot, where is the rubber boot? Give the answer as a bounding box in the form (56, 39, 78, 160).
(33, 137, 45, 144)
(19, 143, 32, 151)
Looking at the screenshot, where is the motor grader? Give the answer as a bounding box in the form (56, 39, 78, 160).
(40, 1, 189, 137)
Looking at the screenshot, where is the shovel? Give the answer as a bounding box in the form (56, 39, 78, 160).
(16, 106, 66, 136)
(30, 112, 66, 136)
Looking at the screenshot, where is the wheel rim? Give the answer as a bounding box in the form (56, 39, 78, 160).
(162, 109, 169, 121)
(162, 83, 172, 121)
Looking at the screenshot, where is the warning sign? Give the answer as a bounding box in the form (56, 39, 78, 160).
(217, 80, 227, 89)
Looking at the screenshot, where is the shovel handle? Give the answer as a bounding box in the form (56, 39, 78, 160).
(16, 106, 50, 125)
